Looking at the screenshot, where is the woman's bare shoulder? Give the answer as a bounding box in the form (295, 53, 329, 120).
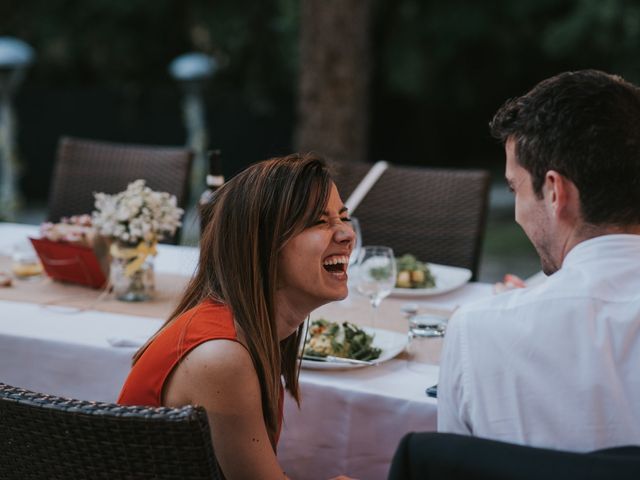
(164, 339, 258, 408)
(185, 339, 253, 371)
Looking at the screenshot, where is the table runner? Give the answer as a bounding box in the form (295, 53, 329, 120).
(0, 256, 187, 319)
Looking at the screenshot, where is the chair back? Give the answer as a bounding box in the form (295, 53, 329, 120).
(47, 136, 194, 244)
(388, 432, 640, 480)
(0, 383, 222, 479)
(329, 161, 491, 280)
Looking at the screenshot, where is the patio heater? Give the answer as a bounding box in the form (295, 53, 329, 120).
(168, 52, 218, 204)
(0, 37, 34, 220)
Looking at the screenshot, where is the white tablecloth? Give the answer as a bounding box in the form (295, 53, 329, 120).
(0, 222, 493, 480)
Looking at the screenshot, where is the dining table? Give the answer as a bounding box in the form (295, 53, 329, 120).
(0, 222, 494, 480)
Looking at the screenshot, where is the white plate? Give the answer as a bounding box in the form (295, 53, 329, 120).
(301, 328, 408, 370)
(391, 263, 472, 298)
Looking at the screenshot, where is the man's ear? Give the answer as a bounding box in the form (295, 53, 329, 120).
(543, 170, 579, 220)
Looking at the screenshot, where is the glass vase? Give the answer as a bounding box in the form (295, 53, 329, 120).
(110, 242, 155, 302)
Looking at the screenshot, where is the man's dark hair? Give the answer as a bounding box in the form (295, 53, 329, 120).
(490, 69, 640, 225)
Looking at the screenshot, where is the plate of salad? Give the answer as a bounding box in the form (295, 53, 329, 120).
(301, 319, 407, 370)
(391, 254, 471, 297)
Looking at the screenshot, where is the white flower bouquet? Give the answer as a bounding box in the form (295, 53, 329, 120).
(91, 180, 183, 300)
(92, 179, 184, 244)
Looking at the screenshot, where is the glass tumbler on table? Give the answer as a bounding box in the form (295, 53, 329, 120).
(11, 240, 43, 280)
(402, 303, 448, 372)
(355, 246, 397, 331)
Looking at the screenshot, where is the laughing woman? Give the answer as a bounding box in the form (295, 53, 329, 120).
(118, 154, 356, 480)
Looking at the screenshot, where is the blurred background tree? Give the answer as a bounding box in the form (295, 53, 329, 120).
(1, 0, 639, 203)
(296, 0, 373, 164)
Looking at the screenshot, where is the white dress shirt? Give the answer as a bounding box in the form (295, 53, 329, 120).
(438, 234, 640, 451)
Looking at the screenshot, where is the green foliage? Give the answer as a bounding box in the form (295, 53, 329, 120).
(371, 0, 640, 166)
(376, 0, 640, 96)
(1, 0, 300, 110)
(2, 0, 639, 172)
(4, 0, 638, 110)
(541, 0, 640, 78)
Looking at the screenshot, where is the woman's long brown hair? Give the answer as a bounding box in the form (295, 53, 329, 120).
(132, 153, 331, 444)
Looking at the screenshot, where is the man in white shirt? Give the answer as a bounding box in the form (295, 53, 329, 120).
(438, 70, 640, 452)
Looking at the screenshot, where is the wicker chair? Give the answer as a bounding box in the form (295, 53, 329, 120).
(0, 383, 222, 479)
(47, 136, 194, 245)
(328, 161, 491, 280)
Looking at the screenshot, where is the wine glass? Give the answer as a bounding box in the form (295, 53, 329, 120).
(355, 246, 397, 331)
(347, 216, 362, 269)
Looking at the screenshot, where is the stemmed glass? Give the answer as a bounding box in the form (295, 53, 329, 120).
(355, 246, 397, 332)
(347, 216, 362, 269)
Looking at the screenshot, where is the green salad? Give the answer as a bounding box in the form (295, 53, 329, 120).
(395, 254, 436, 289)
(304, 319, 382, 361)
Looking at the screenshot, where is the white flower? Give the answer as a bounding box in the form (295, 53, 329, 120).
(92, 179, 184, 244)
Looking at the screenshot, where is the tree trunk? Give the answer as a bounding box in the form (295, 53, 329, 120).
(295, 0, 372, 163)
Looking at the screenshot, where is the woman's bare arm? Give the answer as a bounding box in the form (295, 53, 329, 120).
(163, 339, 286, 480)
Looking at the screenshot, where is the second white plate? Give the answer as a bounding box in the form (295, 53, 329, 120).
(392, 263, 472, 298)
(301, 327, 408, 370)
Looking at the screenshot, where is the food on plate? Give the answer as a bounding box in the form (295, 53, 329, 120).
(304, 319, 382, 361)
(395, 254, 436, 289)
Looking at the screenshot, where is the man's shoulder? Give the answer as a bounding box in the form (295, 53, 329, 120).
(452, 285, 533, 318)
(449, 279, 560, 332)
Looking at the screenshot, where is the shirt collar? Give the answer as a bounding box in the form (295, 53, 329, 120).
(562, 234, 640, 268)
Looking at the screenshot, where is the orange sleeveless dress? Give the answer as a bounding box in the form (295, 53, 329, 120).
(118, 300, 284, 445)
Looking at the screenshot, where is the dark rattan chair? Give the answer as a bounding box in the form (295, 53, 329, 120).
(388, 432, 640, 480)
(329, 161, 491, 280)
(47, 136, 194, 245)
(0, 383, 222, 480)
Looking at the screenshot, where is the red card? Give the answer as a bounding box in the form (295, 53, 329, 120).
(30, 237, 108, 289)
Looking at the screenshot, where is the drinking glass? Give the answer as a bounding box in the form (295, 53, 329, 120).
(404, 302, 448, 339)
(355, 246, 397, 331)
(402, 303, 448, 372)
(11, 241, 43, 280)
